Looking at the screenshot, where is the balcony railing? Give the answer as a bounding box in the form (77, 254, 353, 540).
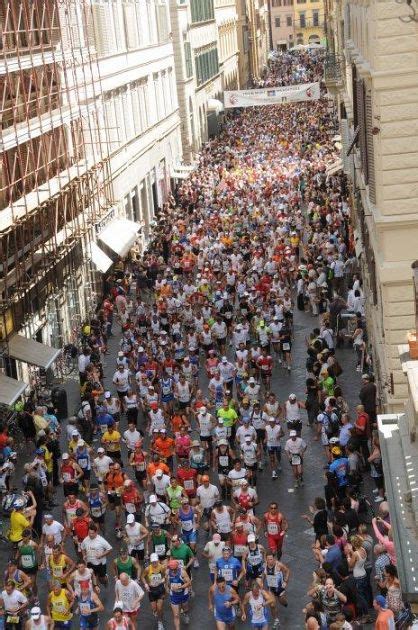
(324, 53, 343, 83)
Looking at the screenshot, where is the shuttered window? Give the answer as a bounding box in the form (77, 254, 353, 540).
(365, 92, 376, 204)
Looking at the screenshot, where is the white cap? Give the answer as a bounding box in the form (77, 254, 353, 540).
(150, 553, 159, 562)
(104, 391, 111, 399)
(247, 533, 256, 542)
(156, 469, 163, 478)
(118, 351, 124, 357)
(62, 452, 69, 460)
(222, 356, 228, 363)
(77, 439, 85, 447)
(97, 447, 105, 453)
(199, 406, 207, 414)
(268, 416, 276, 422)
(248, 377, 255, 384)
(138, 346, 145, 352)
(149, 495, 157, 503)
(218, 439, 228, 446)
(126, 514, 135, 524)
(244, 435, 252, 442)
(289, 393, 297, 400)
(289, 430, 297, 436)
(71, 430, 79, 436)
(217, 418, 224, 423)
(30, 607, 41, 620)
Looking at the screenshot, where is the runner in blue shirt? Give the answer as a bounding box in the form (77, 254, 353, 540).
(215, 547, 244, 589)
(209, 576, 242, 629)
(328, 447, 349, 497)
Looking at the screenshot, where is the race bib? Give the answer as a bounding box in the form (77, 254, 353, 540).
(155, 544, 166, 556)
(291, 454, 301, 466)
(267, 522, 278, 535)
(21, 554, 35, 568)
(222, 568, 233, 582)
(150, 573, 162, 587)
(62, 472, 71, 483)
(135, 462, 146, 472)
(183, 479, 194, 490)
(181, 520, 193, 532)
(80, 603, 91, 616)
(282, 343, 290, 351)
(266, 574, 277, 588)
(234, 544, 247, 555)
(219, 456, 229, 467)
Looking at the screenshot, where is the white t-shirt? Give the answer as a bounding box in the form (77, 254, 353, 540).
(1, 588, 27, 612)
(203, 540, 226, 573)
(196, 484, 220, 509)
(123, 429, 141, 450)
(42, 520, 65, 544)
(284, 437, 307, 456)
(93, 455, 113, 479)
(115, 579, 144, 612)
(81, 534, 112, 565)
(266, 424, 282, 447)
(113, 369, 130, 393)
(228, 468, 248, 487)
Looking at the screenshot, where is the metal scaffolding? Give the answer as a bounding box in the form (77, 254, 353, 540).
(0, 0, 115, 339)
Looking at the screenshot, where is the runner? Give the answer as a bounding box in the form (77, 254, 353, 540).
(208, 577, 241, 630)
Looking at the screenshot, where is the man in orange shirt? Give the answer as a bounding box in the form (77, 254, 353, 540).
(373, 595, 395, 629)
(153, 429, 175, 469)
(147, 455, 170, 483)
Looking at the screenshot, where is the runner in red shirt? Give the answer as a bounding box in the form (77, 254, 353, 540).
(263, 502, 288, 559)
(177, 460, 198, 501)
(256, 350, 273, 390)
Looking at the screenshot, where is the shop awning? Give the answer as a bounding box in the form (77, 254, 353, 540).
(325, 158, 343, 177)
(98, 218, 141, 258)
(0, 374, 27, 406)
(207, 98, 224, 113)
(90, 241, 113, 273)
(8, 335, 60, 369)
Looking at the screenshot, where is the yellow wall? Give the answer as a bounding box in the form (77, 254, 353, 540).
(293, 0, 325, 45)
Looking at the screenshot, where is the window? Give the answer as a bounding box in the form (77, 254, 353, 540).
(296, 0, 306, 4)
(286, 15, 292, 26)
(195, 46, 219, 86)
(184, 42, 193, 78)
(275, 17, 281, 27)
(190, 0, 215, 23)
(312, 10, 319, 26)
(299, 12, 306, 27)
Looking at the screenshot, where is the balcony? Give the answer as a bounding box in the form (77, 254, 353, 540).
(324, 52, 343, 96)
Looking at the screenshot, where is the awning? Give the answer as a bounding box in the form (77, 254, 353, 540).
(90, 241, 113, 273)
(325, 158, 343, 177)
(207, 98, 224, 113)
(170, 169, 188, 179)
(0, 374, 27, 406)
(98, 218, 141, 258)
(8, 334, 60, 369)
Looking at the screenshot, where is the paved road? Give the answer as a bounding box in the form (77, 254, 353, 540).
(0, 303, 363, 629)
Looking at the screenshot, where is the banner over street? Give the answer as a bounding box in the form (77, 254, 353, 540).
(224, 82, 320, 108)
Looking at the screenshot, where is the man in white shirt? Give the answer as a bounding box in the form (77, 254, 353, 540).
(78, 347, 91, 384)
(196, 477, 220, 526)
(285, 431, 307, 488)
(115, 572, 144, 620)
(203, 534, 226, 579)
(123, 423, 142, 455)
(93, 448, 113, 487)
(144, 495, 171, 528)
(151, 469, 170, 500)
(112, 364, 130, 402)
(42, 515, 65, 545)
(81, 525, 112, 583)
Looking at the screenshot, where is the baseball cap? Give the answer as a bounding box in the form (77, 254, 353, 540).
(149, 495, 157, 503)
(97, 447, 105, 453)
(331, 446, 342, 456)
(247, 533, 256, 542)
(218, 439, 228, 446)
(71, 430, 79, 436)
(62, 453, 69, 460)
(126, 514, 135, 524)
(248, 377, 255, 384)
(104, 391, 111, 399)
(150, 553, 159, 562)
(374, 595, 387, 608)
(199, 406, 207, 414)
(289, 430, 297, 437)
(289, 393, 297, 400)
(156, 469, 163, 478)
(244, 435, 252, 442)
(192, 440, 200, 447)
(222, 356, 228, 363)
(138, 346, 145, 352)
(30, 607, 41, 620)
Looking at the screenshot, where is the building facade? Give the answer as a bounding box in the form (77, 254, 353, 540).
(270, 0, 325, 50)
(324, 0, 418, 410)
(170, 0, 240, 160)
(0, 0, 182, 398)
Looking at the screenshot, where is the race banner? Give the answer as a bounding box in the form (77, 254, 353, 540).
(224, 82, 320, 108)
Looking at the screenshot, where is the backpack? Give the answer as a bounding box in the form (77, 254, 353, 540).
(325, 413, 340, 438)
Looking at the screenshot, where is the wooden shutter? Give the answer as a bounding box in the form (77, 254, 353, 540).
(365, 92, 376, 204)
(356, 77, 368, 184)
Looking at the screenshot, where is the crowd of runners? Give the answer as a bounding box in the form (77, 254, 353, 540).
(0, 50, 411, 630)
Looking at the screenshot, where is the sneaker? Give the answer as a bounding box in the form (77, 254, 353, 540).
(294, 480, 300, 488)
(273, 619, 281, 629)
(157, 622, 165, 630)
(287, 365, 291, 372)
(374, 496, 385, 503)
(182, 613, 190, 624)
(193, 557, 200, 568)
(272, 471, 278, 479)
